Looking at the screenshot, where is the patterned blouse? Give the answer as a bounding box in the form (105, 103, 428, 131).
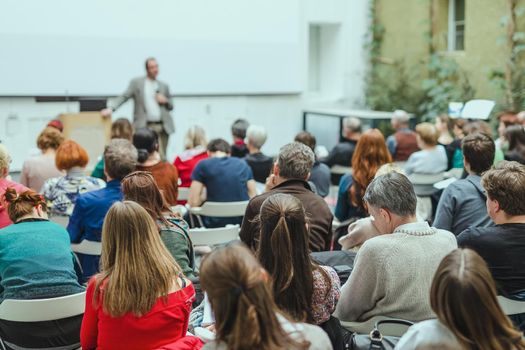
(42, 167, 106, 217)
(311, 265, 341, 325)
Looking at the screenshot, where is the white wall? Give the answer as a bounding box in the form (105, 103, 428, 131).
(0, 0, 370, 172)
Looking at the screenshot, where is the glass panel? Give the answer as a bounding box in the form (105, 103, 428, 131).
(455, 0, 465, 21)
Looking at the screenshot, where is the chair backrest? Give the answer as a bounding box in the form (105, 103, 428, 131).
(50, 215, 69, 228)
(189, 201, 249, 218)
(409, 173, 445, 196)
(71, 239, 102, 255)
(189, 225, 240, 246)
(497, 295, 525, 315)
(0, 292, 86, 322)
(178, 187, 190, 201)
(340, 316, 412, 337)
(330, 165, 352, 175)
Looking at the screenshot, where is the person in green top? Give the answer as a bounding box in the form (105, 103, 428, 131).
(121, 171, 196, 279)
(0, 187, 85, 348)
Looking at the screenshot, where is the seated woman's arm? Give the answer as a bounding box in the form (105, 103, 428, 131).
(188, 181, 205, 207)
(80, 279, 99, 350)
(334, 175, 352, 222)
(67, 196, 85, 243)
(161, 227, 196, 279)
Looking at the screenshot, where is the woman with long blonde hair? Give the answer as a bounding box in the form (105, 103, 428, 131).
(396, 248, 525, 350)
(80, 201, 200, 350)
(200, 243, 332, 350)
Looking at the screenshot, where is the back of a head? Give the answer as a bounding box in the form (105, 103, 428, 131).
(55, 140, 89, 171)
(363, 172, 416, 217)
(461, 133, 495, 174)
(207, 138, 231, 154)
(111, 118, 134, 141)
(104, 139, 138, 181)
(294, 131, 316, 152)
(277, 142, 314, 180)
(98, 201, 180, 317)
(505, 125, 525, 151)
(184, 125, 207, 150)
(498, 111, 519, 128)
(430, 249, 525, 350)
(0, 144, 10, 174)
(464, 121, 493, 138)
(343, 117, 362, 134)
(392, 110, 409, 127)
(246, 125, 268, 150)
(231, 119, 250, 139)
(481, 160, 525, 217)
(4, 188, 47, 223)
(258, 193, 314, 322)
(121, 171, 169, 221)
(200, 243, 306, 350)
(37, 127, 64, 151)
(133, 128, 159, 163)
(415, 122, 439, 146)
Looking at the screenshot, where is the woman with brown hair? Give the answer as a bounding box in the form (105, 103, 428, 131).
(334, 128, 392, 221)
(0, 188, 84, 348)
(396, 248, 525, 350)
(20, 126, 65, 191)
(80, 201, 199, 349)
(121, 171, 195, 279)
(435, 114, 454, 145)
(200, 243, 332, 350)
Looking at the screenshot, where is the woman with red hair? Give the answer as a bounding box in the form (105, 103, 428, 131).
(334, 129, 392, 221)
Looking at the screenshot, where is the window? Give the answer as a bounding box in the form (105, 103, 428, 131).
(448, 0, 465, 51)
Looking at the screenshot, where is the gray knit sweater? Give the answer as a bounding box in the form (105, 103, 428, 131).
(334, 222, 457, 322)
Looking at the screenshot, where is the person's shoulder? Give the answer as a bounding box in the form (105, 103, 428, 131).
(287, 321, 332, 349)
(457, 226, 490, 245)
(339, 173, 353, 187)
(397, 319, 459, 350)
(131, 76, 145, 84)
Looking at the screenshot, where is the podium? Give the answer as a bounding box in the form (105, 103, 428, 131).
(59, 112, 111, 171)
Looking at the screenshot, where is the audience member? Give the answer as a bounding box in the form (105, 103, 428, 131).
(42, 140, 105, 217)
(496, 111, 520, 151)
(174, 125, 209, 191)
(122, 171, 195, 279)
(386, 110, 418, 161)
(199, 243, 332, 350)
(240, 142, 332, 252)
(189, 138, 256, 227)
(464, 120, 505, 165)
(68, 139, 137, 282)
(230, 118, 249, 158)
(20, 127, 64, 191)
(396, 249, 525, 350)
(335, 129, 392, 222)
(258, 193, 340, 325)
(0, 145, 28, 228)
(322, 116, 362, 168)
(134, 127, 179, 205)
(434, 133, 495, 235)
(244, 125, 273, 183)
(435, 114, 453, 145)
(446, 118, 466, 169)
(91, 118, 133, 179)
(458, 161, 525, 298)
(404, 122, 447, 175)
(295, 131, 331, 197)
(504, 125, 525, 164)
(335, 172, 456, 322)
(0, 188, 84, 348)
(80, 201, 200, 349)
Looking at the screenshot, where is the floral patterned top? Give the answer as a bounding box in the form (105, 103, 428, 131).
(311, 265, 341, 325)
(42, 167, 106, 217)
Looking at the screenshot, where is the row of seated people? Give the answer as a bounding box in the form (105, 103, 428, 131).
(0, 164, 524, 349)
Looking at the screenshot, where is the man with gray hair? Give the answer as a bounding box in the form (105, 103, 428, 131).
(386, 109, 419, 161)
(240, 142, 333, 252)
(68, 139, 138, 281)
(244, 125, 274, 183)
(335, 172, 456, 322)
(322, 116, 362, 169)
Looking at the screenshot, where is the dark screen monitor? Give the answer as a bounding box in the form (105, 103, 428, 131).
(79, 98, 107, 111)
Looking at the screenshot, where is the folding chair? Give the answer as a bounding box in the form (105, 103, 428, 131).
(189, 225, 240, 246)
(71, 240, 102, 256)
(497, 295, 525, 316)
(177, 187, 190, 201)
(49, 215, 69, 228)
(330, 165, 352, 175)
(188, 201, 248, 227)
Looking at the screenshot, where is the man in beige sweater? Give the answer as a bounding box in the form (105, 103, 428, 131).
(334, 172, 457, 322)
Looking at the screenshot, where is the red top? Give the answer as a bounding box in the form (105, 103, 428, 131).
(136, 162, 179, 206)
(173, 148, 208, 204)
(0, 178, 29, 229)
(81, 278, 196, 350)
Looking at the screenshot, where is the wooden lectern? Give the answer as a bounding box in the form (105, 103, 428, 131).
(59, 112, 111, 171)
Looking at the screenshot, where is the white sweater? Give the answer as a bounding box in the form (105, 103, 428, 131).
(395, 319, 461, 349)
(334, 222, 457, 322)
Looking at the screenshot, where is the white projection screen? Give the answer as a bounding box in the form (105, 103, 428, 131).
(0, 0, 302, 96)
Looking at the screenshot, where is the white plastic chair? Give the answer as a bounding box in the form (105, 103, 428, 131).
(330, 165, 352, 175)
(49, 215, 69, 228)
(189, 201, 248, 227)
(71, 240, 102, 255)
(340, 316, 412, 337)
(0, 292, 86, 322)
(178, 187, 190, 201)
(497, 296, 525, 315)
(408, 173, 445, 196)
(189, 225, 240, 246)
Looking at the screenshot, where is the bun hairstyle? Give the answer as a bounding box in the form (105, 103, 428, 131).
(132, 128, 159, 163)
(4, 188, 47, 222)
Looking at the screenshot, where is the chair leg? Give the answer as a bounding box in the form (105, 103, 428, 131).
(197, 215, 204, 228)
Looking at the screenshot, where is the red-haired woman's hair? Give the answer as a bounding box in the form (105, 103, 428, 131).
(350, 129, 392, 212)
(55, 140, 89, 171)
(4, 188, 47, 222)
